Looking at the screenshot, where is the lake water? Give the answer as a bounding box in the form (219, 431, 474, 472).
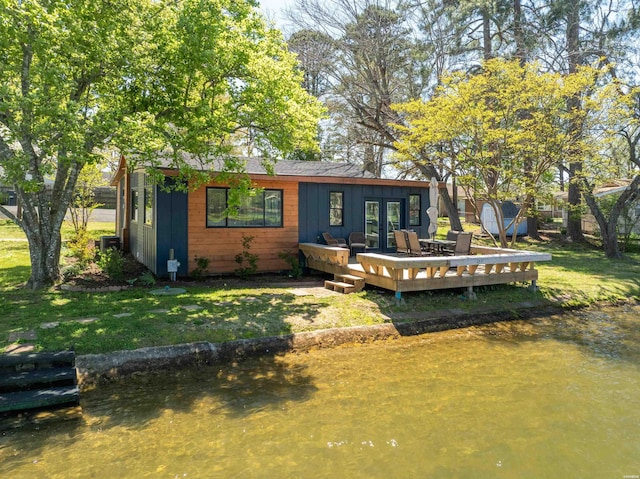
(2, 305, 640, 478)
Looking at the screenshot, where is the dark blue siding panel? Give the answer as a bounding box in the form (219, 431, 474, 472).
(155, 181, 188, 278)
(298, 182, 431, 252)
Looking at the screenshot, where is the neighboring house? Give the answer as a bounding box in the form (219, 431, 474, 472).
(110, 156, 431, 278)
(440, 184, 477, 223)
(555, 180, 640, 234)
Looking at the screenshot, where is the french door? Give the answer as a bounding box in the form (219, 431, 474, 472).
(365, 199, 402, 252)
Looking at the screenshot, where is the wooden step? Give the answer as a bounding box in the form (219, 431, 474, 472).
(333, 274, 365, 292)
(324, 280, 357, 294)
(0, 386, 80, 414)
(0, 350, 79, 415)
(0, 351, 75, 369)
(0, 367, 77, 392)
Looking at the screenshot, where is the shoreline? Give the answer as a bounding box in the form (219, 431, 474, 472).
(76, 301, 564, 389)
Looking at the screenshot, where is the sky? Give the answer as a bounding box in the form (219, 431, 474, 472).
(257, 0, 291, 27)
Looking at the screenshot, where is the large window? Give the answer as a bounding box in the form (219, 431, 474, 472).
(207, 187, 283, 227)
(409, 194, 421, 226)
(330, 192, 344, 226)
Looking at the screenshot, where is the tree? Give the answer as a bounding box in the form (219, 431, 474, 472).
(0, 0, 323, 289)
(68, 161, 107, 236)
(286, 0, 463, 229)
(530, 0, 640, 241)
(393, 58, 596, 247)
(579, 85, 640, 258)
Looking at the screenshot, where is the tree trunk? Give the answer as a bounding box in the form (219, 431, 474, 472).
(16, 182, 70, 289)
(583, 175, 640, 259)
(565, 1, 585, 242)
(26, 229, 63, 289)
(566, 162, 585, 242)
(414, 162, 463, 232)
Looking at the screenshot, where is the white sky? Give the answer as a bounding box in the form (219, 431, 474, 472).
(257, 0, 292, 27)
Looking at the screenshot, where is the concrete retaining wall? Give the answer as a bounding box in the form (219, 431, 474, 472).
(76, 303, 560, 390)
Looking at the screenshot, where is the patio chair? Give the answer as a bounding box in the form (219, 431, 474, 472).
(406, 230, 430, 256)
(348, 232, 368, 256)
(322, 232, 348, 248)
(446, 230, 462, 241)
(443, 231, 473, 256)
(393, 230, 410, 255)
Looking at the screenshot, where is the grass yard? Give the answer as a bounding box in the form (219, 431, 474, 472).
(1, 220, 640, 355)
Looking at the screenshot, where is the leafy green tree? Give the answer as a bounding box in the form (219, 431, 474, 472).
(0, 0, 323, 289)
(393, 58, 596, 247)
(68, 161, 107, 236)
(579, 85, 640, 258)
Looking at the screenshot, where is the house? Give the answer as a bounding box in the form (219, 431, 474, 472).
(110, 156, 432, 278)
(555, 180, 640, 235)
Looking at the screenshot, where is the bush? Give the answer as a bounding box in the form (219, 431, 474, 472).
(235, 235, 258, 279)
(191, 255, 211, 279)
(61, 262, 84, 280)
(97, 247, 125, 280)
(278, 250, 303, 279)
(66, 227, 96, 266)
(138, 270, 156, 287)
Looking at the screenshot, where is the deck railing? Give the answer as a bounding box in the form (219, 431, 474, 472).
(298, 242, 552, 298)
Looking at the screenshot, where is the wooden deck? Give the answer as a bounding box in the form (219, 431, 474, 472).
(298, 243, 552, 299)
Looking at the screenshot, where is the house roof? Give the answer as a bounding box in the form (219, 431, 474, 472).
(112, 154, 428, 187)
(225, 157, 376, 179)
(554, 179, 633, 201)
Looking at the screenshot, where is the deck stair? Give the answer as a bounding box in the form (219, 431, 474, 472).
(0, 351, 80, 414)
(324, 274, 366, 294)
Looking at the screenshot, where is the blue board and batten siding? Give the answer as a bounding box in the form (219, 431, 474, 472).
(155, 179, 188, 277)
(129, 173, 188, 277)
(298, 182, 430, 252)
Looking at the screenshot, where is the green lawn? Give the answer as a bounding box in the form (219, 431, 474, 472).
(1, 220, 639, 355)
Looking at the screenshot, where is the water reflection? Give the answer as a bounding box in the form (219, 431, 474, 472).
(2, 305, 640, 478)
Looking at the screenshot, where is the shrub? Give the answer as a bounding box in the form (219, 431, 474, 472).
(191, 255, 211, 279)
(66, 227, 96, 266)
(138, 270, 156, 287)
(97, 247, 125, 280)
(278, 250, 303, 279)
(235, 234, 258, 279)
(61, 262, 84, 280)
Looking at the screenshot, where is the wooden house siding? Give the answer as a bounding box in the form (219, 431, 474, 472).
(187, 179, 299, 274)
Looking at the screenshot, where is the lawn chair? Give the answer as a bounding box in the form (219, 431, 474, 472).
(443, 231, 473, 256)
(446, 230, 462, 241)
(393, 230, 410, 255)
(406, 230, 430, 256)
(348, 232, 368, 256)
(322, 232, 348, 248)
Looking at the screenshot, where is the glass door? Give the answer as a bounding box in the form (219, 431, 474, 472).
(386, 201, 401, 249)
(365, 199, 404, 252)
(365, 200, 380, 249)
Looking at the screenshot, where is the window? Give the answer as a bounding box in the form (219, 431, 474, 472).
(206, 187, 283, 227)
(144, 186, 153, 225)
(409, 194, 421, 226)
(131, 190, 139, 222)
(330, 192, 343, 226)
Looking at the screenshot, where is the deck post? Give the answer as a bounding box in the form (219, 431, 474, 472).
(528, 280, 538, 292)
(395, 291, 404, 304)
(465, 285, 477, 300)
